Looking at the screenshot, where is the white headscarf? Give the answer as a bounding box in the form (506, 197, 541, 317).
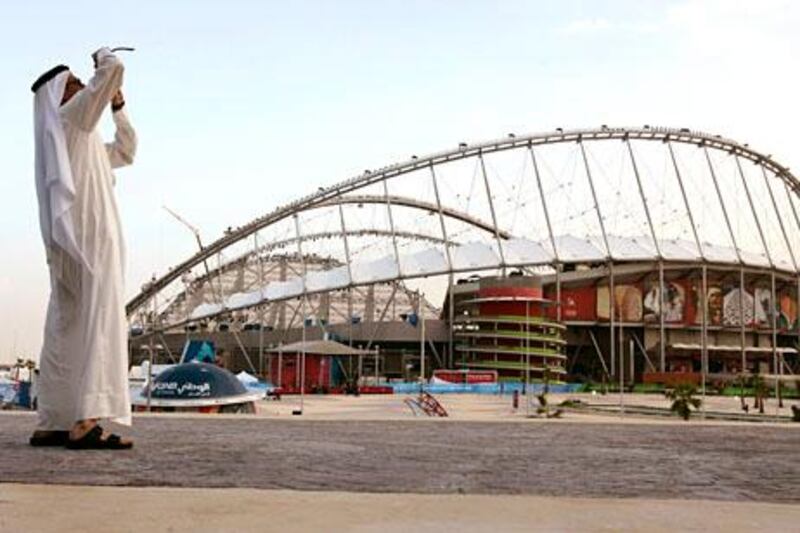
(33, 69, 90, 293)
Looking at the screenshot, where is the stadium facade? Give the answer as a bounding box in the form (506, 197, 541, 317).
(127, 127, 800, 389)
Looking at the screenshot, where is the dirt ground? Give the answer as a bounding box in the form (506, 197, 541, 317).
(253, 391, 798, 421)
(2, 484, 799, 533)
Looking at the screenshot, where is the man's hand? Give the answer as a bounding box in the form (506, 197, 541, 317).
(91, 47, 111, 68)
(111, 90, 125, 112)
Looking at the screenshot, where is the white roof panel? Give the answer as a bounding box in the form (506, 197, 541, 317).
(264, 278, 304, 300)
(400, 247, 449, 276)
(227, 290, 263, 310)
(190, 302, 223, 320)
(452, 242, 501, 270)
(659, 238, 702, 261)
(306, 265, 350, 292)
(702, 242, 740, 264)
(351, 255, 399, 284)
(739, 248, 771, 268)
(555, 235, 606, 262)
(502, 238, 554, 266)
(605, 235, 656, 261)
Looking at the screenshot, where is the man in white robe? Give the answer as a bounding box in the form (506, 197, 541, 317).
(31, 48, 136, 448)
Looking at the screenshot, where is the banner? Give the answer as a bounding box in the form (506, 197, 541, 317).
(547, 286, 597, 321)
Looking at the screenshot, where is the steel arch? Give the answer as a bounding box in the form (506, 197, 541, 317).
(127, 126, 800, 317)
(160, 228, 452, 315)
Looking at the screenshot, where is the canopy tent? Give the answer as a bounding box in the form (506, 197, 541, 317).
(269, 340, 374, 356)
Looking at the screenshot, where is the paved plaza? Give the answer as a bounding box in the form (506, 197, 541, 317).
(1, 410, 797, 502)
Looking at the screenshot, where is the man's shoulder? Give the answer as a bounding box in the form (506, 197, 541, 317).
(59, 108, 97, 136)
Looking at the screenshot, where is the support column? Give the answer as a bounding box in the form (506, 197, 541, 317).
(781, 182, 800, 347)
(701, 265, 708, 411)
(761, 167, 800, 388)
(347, 288, 353, 347)
(374, 347, 380, 384)
(667, 141, 704, 254)
(430, 164, 455, 368)
(556, 267, 562, 322)
(293, 213, 308, 413)
(771, 272, 779, 408)
(338, 202, 354, 286)
(255, 232, 266, 377)
(529, 145, 562, 322)
(658, 261, 666, 371)
(705, 147, 742, 261)
(762, 167, 798, 272)
(383, 180, 403, 279)
(740, 268, 747, 374)
(277, 348, 283, 387)
(478, 152, 507, 273)
(626, 138, 663, 374)
(420, 291, 426, 386)
(704, 147, 743, 383)
(610, 264, 616, 379)
(579, 139, 614, 379)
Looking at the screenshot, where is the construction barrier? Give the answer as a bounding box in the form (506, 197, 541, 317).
(389, 382, 583, 395)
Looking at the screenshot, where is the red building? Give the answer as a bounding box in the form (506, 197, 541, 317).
(452, 276, 566, 381)
(269, 340, 375, 392)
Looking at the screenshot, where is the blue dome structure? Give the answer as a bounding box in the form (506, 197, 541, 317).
(134, 362, 262, 412)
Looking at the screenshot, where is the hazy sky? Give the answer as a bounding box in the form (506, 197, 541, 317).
(1, 0, 798, 363)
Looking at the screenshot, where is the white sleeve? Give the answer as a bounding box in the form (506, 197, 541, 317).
(105, 108, 137, 168)
(62, 48, 124, 131)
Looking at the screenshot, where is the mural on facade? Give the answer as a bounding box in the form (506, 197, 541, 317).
(597, 285, 643, 322)
(643, 281, 686, 323)
(720, 287, 752, 326)
(779, 294, 797, 330)
(549, 276, 796, 330)
(753, 287, 777, 328)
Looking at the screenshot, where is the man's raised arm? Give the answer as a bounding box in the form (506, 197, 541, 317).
(62, 48, 124, 131)
(106, 100, 137, 168)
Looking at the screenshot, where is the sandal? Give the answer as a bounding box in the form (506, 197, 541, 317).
(29, 431, 69, 447)
(66, 425, 133, 450)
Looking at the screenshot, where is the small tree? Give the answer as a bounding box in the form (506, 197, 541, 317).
(667, 383, 702, 421)
(535, 366, 562, 418)
(738, 372, 749, 412)
(751, 374, 770, 414)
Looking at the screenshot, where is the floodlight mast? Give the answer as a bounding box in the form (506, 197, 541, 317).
(162, 205, 220, 299)
(163, 205, 205, 251)
(161, 205, 258, 373)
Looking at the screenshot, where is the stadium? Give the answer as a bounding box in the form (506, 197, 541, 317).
(125, 126, 800, 393)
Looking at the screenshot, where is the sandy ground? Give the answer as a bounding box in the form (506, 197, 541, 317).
(1, 484, 799, 533)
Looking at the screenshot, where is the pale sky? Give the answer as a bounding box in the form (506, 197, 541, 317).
(1, 0, 799, 363)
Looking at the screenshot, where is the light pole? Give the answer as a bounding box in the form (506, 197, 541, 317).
(420, 290, 426, 393)
(525, 299, 530, 417)
(299, 297, 307, 415)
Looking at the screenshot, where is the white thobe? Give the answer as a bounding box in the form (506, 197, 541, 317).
(37, 50, 137, 430)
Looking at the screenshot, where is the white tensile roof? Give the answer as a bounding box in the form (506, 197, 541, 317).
(189, 235, 789, 321)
